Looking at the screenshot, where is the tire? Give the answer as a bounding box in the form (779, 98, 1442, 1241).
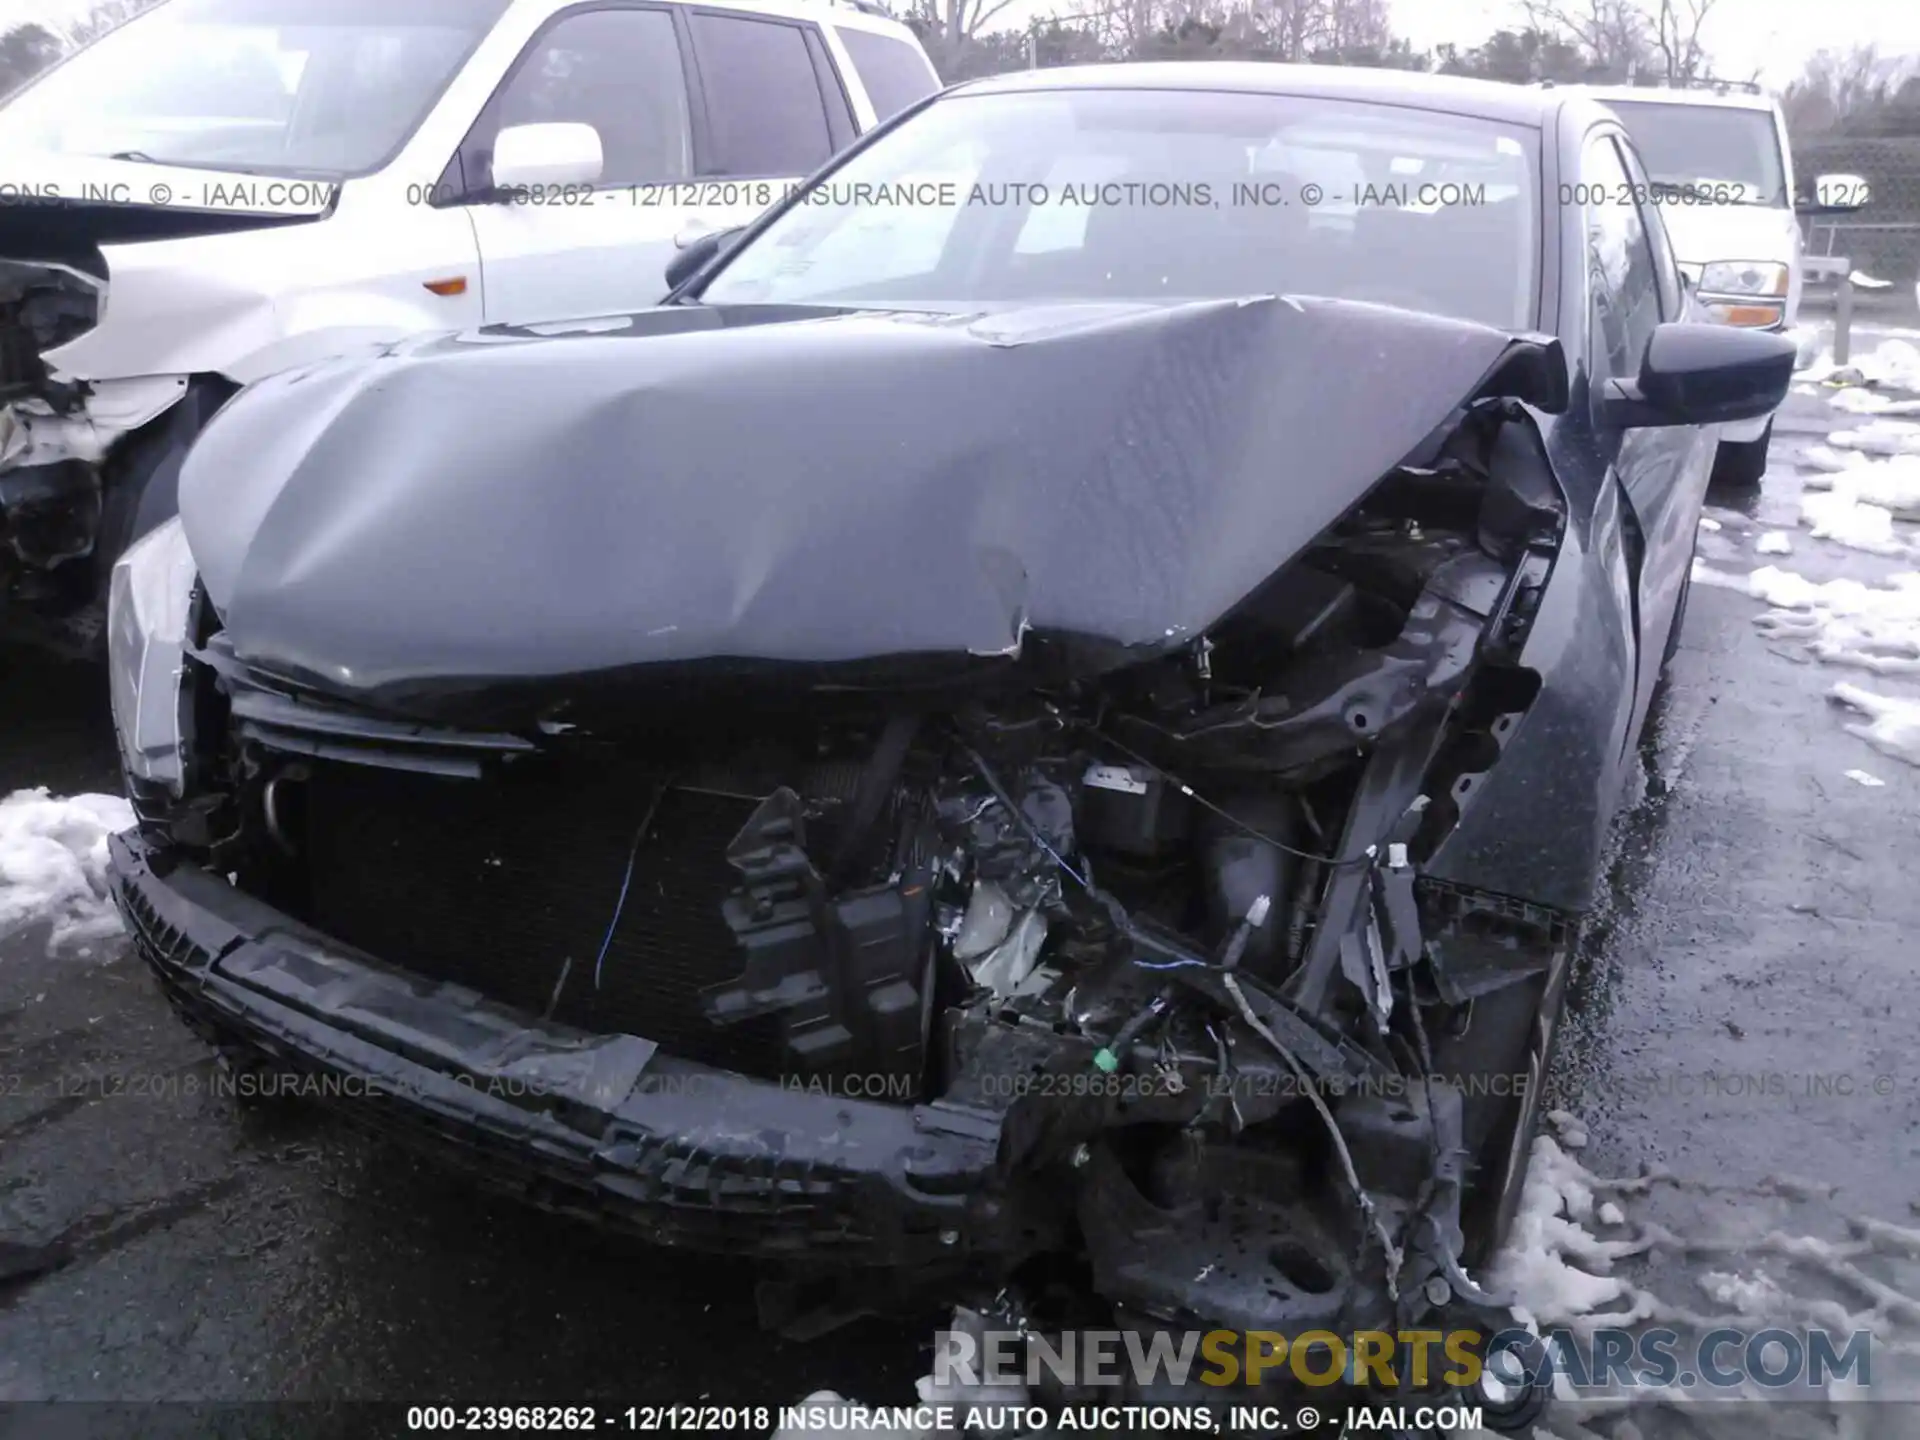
(1710, 417, 1771, 488)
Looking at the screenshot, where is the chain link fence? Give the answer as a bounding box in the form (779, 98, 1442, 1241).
(1794, 133, 1920, 322)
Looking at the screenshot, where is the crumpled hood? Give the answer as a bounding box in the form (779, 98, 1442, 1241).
(180, 296, 1560, 700)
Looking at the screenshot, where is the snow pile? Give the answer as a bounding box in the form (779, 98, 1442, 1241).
(1830, 418, 1920, 458)
(1800, 451, 1920, 521)
(1801, 336, 1920, 391)
(1799, 487, 1907, 555)
(1756, 531, 1794, 556)
(0, 788, 135, 954)
(1829, 683, 1920, 768)
(1735, 565, 1920, 677)
(1490, 1131, 1643, 1329)
(1827, 386, 1920, 417)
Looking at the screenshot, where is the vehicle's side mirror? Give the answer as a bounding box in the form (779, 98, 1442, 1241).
(1599, 321, 1796, 429)
(1797, 172, 1871, 214)
(490, 122, 603, 192)
(664, 226, 743, 292)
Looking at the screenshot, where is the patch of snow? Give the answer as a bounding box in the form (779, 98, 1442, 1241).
(1802, 337, 1920, 390)
(1834, 389, 1920, 417)
(1743, 565, 1920, 676)
(1597, 1201, 1626, 1226)
(1755, 530, 1793, 555)
(1697, 515, 1723, 532)
(1700, 1269, 1787, 1314)
(1489, 1136, 1638, 1329)
(1799, 453, 1920, 522)
(1831, 418, 1920, 457)
(1843, 768, 1886, 787)
(1829, 683, 1920, 767)
(1690, 559, 1753, 591)
(1546, 1109, 1588, 1149)
(0, 789, 135, 955)
(1829, 385, 1896, 414)
(1799, 442, 1870, 475)
(1799, 487, 1907, 555)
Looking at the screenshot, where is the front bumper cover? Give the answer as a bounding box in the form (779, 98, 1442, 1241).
(108, 828, 1010, 1269)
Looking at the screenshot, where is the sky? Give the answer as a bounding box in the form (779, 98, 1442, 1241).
(7, 0, 1920, 87)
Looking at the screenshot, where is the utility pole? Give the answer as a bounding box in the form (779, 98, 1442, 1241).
(1028, 17, 1039, 68)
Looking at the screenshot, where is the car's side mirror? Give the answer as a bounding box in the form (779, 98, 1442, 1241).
(664, 226, 743, 293)
(490, 122, 604, 193)
(1599, 321, 1796, 429)
(1797, 171, 1871, 215)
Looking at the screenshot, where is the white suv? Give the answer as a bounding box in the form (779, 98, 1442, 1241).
(1567, 82, 1860, 484)
(0, 0, 940, 652)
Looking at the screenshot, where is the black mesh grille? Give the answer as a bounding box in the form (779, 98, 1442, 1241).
(298, 761, 793, 1078)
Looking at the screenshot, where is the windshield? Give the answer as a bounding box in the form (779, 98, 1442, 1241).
(0, 0, 510, 178)
(698, 88, 1540, 330)
(1604, 101, 1787, 207)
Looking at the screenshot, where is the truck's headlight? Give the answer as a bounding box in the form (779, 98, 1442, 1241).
(107, 516, 196, 796)
(1699, 261, 1788, 297)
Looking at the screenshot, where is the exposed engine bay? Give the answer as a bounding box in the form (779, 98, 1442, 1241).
(140, 378, 1570, 1399)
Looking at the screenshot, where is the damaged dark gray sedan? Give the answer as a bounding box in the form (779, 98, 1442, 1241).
(105, 63, 1792, 1422)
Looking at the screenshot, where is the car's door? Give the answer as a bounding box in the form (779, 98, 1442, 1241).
(673, 8, 858, 251)
(1614, 130, 1719, 668)
(453, 3, 853, 325)
(1578, 127, 1708, 748)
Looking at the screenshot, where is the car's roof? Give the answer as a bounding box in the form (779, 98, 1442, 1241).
(1560, 82, 1780, 114)
(518, 0, 923, 43)
(950, 62, 1567, 128)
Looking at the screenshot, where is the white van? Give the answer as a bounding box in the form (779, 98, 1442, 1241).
(1568, 81, 1865, 484)
(0, 0, 941, 652)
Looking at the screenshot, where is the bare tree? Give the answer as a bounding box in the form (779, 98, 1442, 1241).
(67, 0, 163, 47)
(906, 0, 1029, 51)
(0, 22, 62, 98)
(1519, 0, 1653, 79)
(1781, 45, 1920, 136)
(1650, 0, 1714, 83)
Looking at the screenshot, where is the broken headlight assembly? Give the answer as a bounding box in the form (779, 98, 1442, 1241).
(107, 514, 196, 795)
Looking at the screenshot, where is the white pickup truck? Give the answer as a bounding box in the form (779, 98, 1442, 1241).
(0, 0, 941, 654)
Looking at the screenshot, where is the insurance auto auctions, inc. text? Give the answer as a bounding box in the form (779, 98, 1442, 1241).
(770, 1403, 1483, 1433)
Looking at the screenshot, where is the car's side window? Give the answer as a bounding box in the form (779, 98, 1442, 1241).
(475, 8, 694, 189)
(1582, 134, 1662, 384)
(1611, 136, 1682, 318)
(687, 13, 837, 177)
(835, 27, 941, 123)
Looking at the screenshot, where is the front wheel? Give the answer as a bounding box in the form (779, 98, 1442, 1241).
(1710, 418, 1772, 488)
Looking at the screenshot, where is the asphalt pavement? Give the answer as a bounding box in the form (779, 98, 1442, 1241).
(2, 381, 1917, 1434)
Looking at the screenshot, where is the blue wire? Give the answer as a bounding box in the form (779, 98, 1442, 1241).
(592, 822, 648, 991)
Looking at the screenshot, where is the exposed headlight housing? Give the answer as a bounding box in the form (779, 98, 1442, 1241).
(107, 515, 196, 796)
(1698, 261, 1788, 297)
